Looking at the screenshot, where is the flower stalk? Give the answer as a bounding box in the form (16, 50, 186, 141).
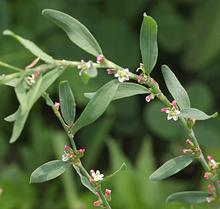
(47, 98, 112, 209)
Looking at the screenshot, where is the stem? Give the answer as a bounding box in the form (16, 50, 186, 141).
(0, 60, 23, 72)
(51, 57, 220, 201)
(98, 186, 111, 209)
(48, 99, 112, 209)
(96, 59, 220, 200)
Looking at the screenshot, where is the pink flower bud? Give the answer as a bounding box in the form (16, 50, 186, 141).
(33, 70, 40, 79)
(105, 189, 111, 196)
(204, 172, 212, 180)
(145, 95, 152, 103)
(207, 155, 213, 161)
(93, 200, 101, 207)
(136, 75, 145, 84)
(54, 102, 60, 111)
(96, 54, 105, 64)
(217, 180, 220, 185)
(107, 68, 113, 75)
(79, 148, 85, 154)
(171, 100, 177, 108)
(161, 107, 168, 113)
(64, 145, 70, 151)
(182, 149, 192, 155)
(186, 139, 194, 147)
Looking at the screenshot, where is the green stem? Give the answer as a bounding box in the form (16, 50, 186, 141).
(0, 60, 23, 72)
(98, 186, 111, 209)
(99, 59, 220, 200)
(49, 100, 111, 209)
(52, 57, 220, 201)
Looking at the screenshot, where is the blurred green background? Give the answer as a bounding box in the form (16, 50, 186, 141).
(0, 0, 220, 208)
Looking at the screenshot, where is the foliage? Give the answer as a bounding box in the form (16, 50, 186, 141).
(0, 1, 220, 209)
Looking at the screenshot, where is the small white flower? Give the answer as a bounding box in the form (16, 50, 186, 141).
(114, 68, 130, 82)
(206, 196, 214, 203)
(90, 169, 104, 182)
(62, 154, 69, 162)
(166, 108, 180, 121)
(27, 74, 36, 84)
(78, 60, 97, 77)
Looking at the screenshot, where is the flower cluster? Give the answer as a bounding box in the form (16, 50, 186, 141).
(26, 71, 40, 86)
(114, 68, 130, 82)
(90, 169, 104, 182)
(77, 60, 97, 77)
(206, 184, 216, 203)
(161, 100, 180, 121)
(96, 54, 105, 64)
(62, 145, 85, 162)
(145, 93, 155, 103)
(93, 189, 112, 207)
(207, 155, 220, 170)
(182, 139, 200, 157)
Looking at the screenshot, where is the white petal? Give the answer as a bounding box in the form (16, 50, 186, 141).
(167, 115, 172, 120)
(118, 77, 125, 82)
(114, 73, 119, 78)
(173, 115, 178, 121)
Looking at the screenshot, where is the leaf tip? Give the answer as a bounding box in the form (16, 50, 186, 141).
(121, 162, 127, 171)
(42, 9, 51, 16)
(143, 12, 148, 17)
(149, 174, 155, 181)
(212, 112, 218, 118)
(3, 30, 12, 36)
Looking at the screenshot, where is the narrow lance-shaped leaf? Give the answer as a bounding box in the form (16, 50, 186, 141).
(72, 80, 119, 135)
(42, 9, 102, 57)
(73, 165, 96, 194)
(59, 81, 76, 126)
(167, 191, 209, 204)
(140, 13, 158, 74)
(149, 155, 193, 181)
(84, 82, 150, 101)
(10, 67, 65, 143)
(3, 30, 54, 63)
(15, 74, 28, 113)
(30, 160, 71, 183)
(0, 72, 21, 86)
(180, 108, 218, 120)
(162, 65, 190, 109)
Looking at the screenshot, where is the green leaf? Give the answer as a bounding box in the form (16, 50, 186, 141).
(59, 81, 76, 126)
(102, 163, 127, 182)
(15, 75, 28, 113)
(72, 80, 119, 134)
(3, 30, 54, 63)
(73, 165, 96, 194)
(167, 191, 209, 204)
(84, 82, 149, 100)
(4, 109, 19, 122)
(42, 9, 102, 56)
(149, 155, 193, 181)
(0, 72, 21, 86)
(140, 13, 158, 74)
(10, 67, 65, 143)
(162, 65, 190, 109)
(184, 0, 220, 71)
(30, 160, 71, 183)
(180, 108, 218, 120)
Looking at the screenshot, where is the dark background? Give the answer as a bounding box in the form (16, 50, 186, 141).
(0, 0, 220, 208)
